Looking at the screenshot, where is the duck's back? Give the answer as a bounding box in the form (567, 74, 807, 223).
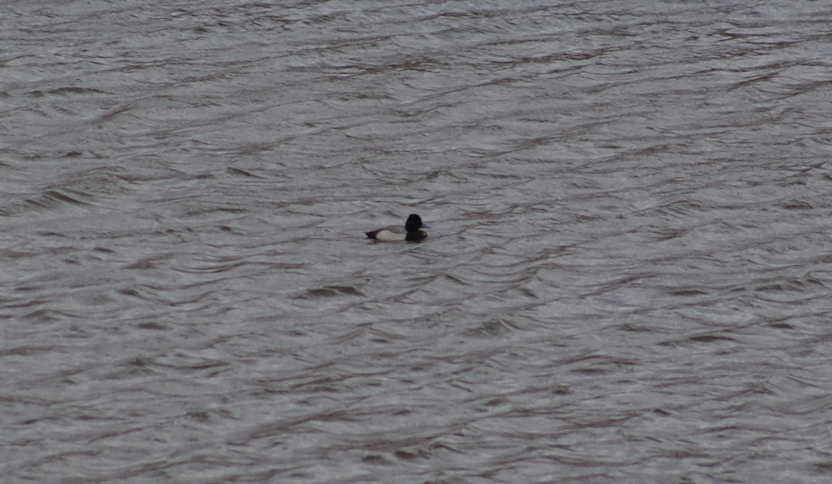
(366, 226, 407, 241)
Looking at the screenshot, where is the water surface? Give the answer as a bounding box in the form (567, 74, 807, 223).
(3, 0, 832, 482)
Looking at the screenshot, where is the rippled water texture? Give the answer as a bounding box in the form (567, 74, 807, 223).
(3, 0, 832, 482)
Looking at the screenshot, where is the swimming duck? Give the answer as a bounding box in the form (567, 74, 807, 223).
(365, 214, 429, 242)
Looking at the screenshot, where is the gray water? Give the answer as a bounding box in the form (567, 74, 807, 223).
(3, 0, 832, 482)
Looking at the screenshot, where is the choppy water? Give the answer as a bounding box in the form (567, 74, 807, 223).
(3, 0, 832, 482)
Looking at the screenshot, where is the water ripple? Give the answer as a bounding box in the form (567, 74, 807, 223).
(4, 0, 832, 482)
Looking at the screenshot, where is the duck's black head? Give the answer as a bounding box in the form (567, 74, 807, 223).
(405, 214, 426, 232)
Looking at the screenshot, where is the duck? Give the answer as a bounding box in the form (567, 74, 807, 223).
(365, 214, 430, 242)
